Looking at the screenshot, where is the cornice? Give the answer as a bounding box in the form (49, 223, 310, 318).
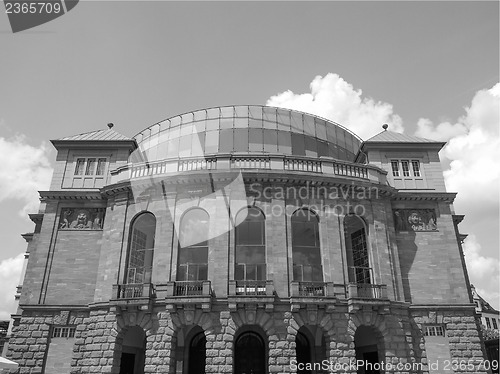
(39, 190, 105, 201)
(393, 191, 457, 203)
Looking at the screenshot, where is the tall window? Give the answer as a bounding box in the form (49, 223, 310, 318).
(344, 215, 371, 284)
(126, 213, 156, 284)
(235, 207, 266, 282)
(291, 209, 323, 282)
(177, 209, 209, 281)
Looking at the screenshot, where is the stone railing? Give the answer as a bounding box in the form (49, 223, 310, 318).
(110, 154, 386, 185)
(290, 282, 346, 298)
(156, 281, 212, 298)
(347, 283, 388, 299)
(112, 283, 154, 299)
(228, 280, 274, 297)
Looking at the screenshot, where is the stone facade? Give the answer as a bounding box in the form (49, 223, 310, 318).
(6, 106, 492, 374)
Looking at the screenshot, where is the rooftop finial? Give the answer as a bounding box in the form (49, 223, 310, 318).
(382, 124, 388, 131)
(107, 123, 114, 129)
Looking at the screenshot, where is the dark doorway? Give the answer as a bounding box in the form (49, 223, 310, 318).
(188, 332, 206, 374)
(235, 332, 266, 374)
(354, 326, 383, 374)
(296, 332, 312, 374)
(119, 353, 135, 374)
(119, 326, 146, 374)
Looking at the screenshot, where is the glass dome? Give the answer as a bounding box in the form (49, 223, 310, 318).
(134, 105, 362, 162)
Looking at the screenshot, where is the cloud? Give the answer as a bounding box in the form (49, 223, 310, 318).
(0, 134, 53, 216)
(266, 73, 404, 140)
(415, 118, 468, 142)
(463, 234, 500, 309)
(0, 253, 24, 320)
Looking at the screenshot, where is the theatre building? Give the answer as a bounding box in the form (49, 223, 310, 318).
(6, 106, 490, 373)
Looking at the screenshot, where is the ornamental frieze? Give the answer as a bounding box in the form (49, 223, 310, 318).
(59, 208, 105, 230)
(393, 209, 437, 232)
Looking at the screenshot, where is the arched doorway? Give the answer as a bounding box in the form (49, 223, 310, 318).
(295, 326, 327, 374)
(354, 326, 383, 374)
(188, 331, 206, 374)
(119, 326, 146, 374)
(234, 331, 266, 374)
(296, 331, 312, 374)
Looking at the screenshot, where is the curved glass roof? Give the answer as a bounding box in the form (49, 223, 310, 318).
(134, 105, 362, 162)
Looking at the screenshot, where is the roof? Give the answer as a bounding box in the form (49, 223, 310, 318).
(364, 130, 444, 144)
(56, 128, 133, 142)
(471, 284, 499, 312)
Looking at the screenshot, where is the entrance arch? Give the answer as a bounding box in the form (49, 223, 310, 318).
(354, 325, 384, 374)
(295, 326, 327, 374)
(119, 326, 146, 374)
(234, 331, 266, 374)
(187, 329, 206, 374)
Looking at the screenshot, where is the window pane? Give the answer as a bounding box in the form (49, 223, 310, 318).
(193, 110, 206, 122)
(290, 113, 303, 133)
(205, 131, 219, 154)
(411, 160, 421, 177)
(277, 109, 291, 131)
(263, 129, 277, 153)
(74, 158, 85, 175)
(234, 117, 248, 128)
(220, 117, 233, 129)
(316, 119, 327, 140)
(304, 136, 317, 157)
(391, 161, 400, 177)
(401, 160, 410, 177)
(249, 129, 263, 152)
(291, 133, 305, 155)
(220, 106, 234, 118)
(234, 129, 249, 152)
(277, 131, 292, 154)
(303, 116, 315, 136)
(219, 129, 234, 153)
(167, 137, 179, 158)
(317, 140, 329, 157)
(85, 158, 96, 175)
(179, 135, 192, 158)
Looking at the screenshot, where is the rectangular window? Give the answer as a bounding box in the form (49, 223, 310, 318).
(492, 318, 498, 329)
(391, 161, 399, 177)
(486, 317, 491, 328)
(52, 326, 76, 338)
(96, 158, 107, 175)
(411, 160, 421, 177)
(424, 325, 445, 336)
(401, 160, 410, 177)
(74, 158, 85, 175)
(85, 158, 96, 175)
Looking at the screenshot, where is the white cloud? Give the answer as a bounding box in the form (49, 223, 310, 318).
(415, 118, 468, 142)
(266, 73, 404, 140)
(463, 234, 500, 309)
(0, 134, 53, 216)
(0, 253, 24, 320)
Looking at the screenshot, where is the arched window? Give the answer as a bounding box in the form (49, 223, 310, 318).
(291, 209, 323, 282)
(126, 212, 156, 285)
(295, 331, 312, 374)
(344, 215, 371, 284)
(234, 332, 266, 374)
(235, 207, 266, 282)
(177, 209, 209, 281)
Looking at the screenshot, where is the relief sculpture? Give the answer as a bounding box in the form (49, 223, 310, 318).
(393, 209, 437, 231)
(59, 208, 105, 230)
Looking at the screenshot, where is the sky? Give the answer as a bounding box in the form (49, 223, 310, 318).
(0, 1, 498, 319)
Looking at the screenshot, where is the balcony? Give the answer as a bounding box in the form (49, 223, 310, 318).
(228, 280, 275, 311)
(289, 282, 343, 311)
(347, 283, 390, 314)
(110, 283, 155, 309)
(157, 281, 212, 311)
